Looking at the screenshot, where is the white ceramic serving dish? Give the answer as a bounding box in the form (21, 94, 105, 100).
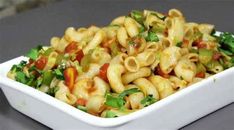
(0, 56, 234, 130)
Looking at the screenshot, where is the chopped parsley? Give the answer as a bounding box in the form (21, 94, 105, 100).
(53, 68, 64, 80)
(26, 45, 43, 60)
(217, 32, 234, 54)
(15, 72, 27, 84)
(145, 31, 159, 42)
(140, 95, 157, 107)
(105, 88, 140, 109)
(119, 88, 140, 98)
(130, 10, 144, 24)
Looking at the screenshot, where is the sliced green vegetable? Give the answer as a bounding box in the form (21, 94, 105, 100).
(77, 105, 87, 112)
(43, 48, 54, 56)
(196, 62, 206, 73)
(80, 50, 93, 72)
(198, 48, 213, 64)
(140, 95, 157, 107)
(145, 31, 159, 42)
(105, 110, 118, 118)
(26, 45, 43, 60)
(119, 88, 140, 98)
(110, 42, 120, 57)
(42, 70, 54, 86)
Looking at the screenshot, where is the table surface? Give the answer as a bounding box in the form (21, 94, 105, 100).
(0, 0, 234, 130)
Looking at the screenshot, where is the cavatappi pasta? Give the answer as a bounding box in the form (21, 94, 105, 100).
(7, 9, 234, 118)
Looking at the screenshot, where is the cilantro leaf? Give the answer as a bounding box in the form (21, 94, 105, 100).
(145, 31, 159, 42)
(53, 69, 64, 80)
(218, 32, 234, 54)
(10, 60, 27, 72)
(105, 94, 125, 109)
(26, 45, 43, 60)
(140, 95, 157, 107)
(119, 88, 140, 98)
(15, 72, 27, 84)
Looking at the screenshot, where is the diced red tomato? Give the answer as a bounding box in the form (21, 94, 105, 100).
(155, 67, 170, 78)
(64, 67, 78, 91)
(195, 72, 205, 78)
(65, 41, 78, 53)
(213, 52, 222, 60)
(76, 98, 87, 106)
(99, 63, 109, 82)
(35, 56, 47, 70)
(182, 39, 189, 47)
(194, 40, 207, 49)
(75, 50, 84, 62)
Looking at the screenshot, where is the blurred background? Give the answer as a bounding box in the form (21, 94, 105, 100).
(0, 0, 61, 19)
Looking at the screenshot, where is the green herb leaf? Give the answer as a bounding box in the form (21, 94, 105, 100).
(10, 60, 27, 72)
(36, 77, 43, 88)
(176, 42, 183, 47)
(105, 94, 125, 109)
(26, 45, 43, 60)
(54, 69, 64, 80)
(130, 10, 144, 24)
(119, 88, 140, 98)
(218, 32, 234, 54)
(47, 86, 59, 97)
(145, 31, 159, 42)
(140, 95, 157, 107)
(15, 72, 27, 84)
(77, 105, 87, 112)
(105, 110, 118, 118)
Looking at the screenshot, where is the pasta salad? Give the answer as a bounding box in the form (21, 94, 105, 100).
(7, 9, 234, 118)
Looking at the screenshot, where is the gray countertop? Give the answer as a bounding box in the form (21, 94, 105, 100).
(0, 0, 234, 130)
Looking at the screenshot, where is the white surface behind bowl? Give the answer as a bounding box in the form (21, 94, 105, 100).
(0, 56, 233, 130)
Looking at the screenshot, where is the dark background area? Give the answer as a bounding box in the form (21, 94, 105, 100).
(0, 0, 234, 130)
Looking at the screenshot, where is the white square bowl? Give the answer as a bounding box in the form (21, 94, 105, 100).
(0, 56, 234, 130)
